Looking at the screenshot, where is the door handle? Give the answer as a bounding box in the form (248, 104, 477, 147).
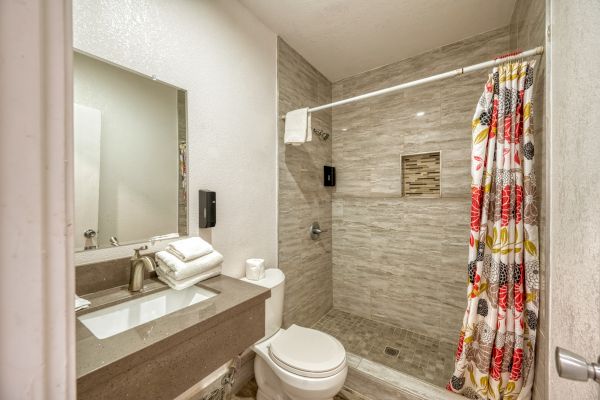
(555, 347, 600, 384)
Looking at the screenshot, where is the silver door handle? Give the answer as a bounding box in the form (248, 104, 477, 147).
(555, 347, 600, 384)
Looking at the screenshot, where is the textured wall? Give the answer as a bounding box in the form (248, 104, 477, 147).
(548, 0, 600, 399)
(331, 27, 510, 343)
(509, 0, 548, 398)
(277, 38, 333, 328)
(73, 0, 278, 276)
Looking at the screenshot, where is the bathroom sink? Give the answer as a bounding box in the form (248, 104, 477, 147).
(78, 285, 217, 339)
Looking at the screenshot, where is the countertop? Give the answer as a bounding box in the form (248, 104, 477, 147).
(76, 275, 270, 380)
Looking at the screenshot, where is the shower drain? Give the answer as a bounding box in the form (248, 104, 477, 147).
(384, 346, 400, 357)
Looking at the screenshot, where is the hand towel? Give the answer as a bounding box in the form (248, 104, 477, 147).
(284, 108, 312, 145)
(75, 295, 91, 311)
(167, 236, 213, 261)
(156, 265, 221, 290)
(156, 250, 223, 280)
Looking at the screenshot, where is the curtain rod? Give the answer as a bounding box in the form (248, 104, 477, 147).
(303, 46, 544, 114)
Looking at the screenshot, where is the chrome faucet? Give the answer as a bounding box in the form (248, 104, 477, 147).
(129, 245, 156, 292)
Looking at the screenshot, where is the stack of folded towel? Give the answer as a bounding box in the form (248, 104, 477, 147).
(155, 237, 223, 290)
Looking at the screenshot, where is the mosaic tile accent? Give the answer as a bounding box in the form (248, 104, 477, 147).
(177, 89, 188, 236)
(402, 152, 440, 197)
(313, 309, 456, 388)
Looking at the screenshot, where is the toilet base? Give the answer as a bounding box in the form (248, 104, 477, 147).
(257, 387, 284, 400)
(256, 387, 333, 400)
(253, 350, 345, 400)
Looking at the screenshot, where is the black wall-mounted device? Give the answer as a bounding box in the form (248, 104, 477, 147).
(199, 190, 216, 228)
(324, 166, 336, 187)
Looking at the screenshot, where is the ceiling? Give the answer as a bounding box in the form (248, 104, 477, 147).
(240, 0, 516, 81)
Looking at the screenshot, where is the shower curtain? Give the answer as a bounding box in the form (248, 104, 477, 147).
(448, 61, 539, 400)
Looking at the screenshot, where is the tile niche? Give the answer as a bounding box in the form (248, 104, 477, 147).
(401, 151, 441, 198)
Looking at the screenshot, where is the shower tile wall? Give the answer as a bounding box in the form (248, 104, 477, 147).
(509, 0, 546, 398)
(331, 27, 510, 344)
(277, 38, 333, 328)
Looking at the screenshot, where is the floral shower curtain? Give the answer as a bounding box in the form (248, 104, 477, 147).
(448, 61, 540, 400)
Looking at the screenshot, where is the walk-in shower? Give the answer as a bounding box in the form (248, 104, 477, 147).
(278, 9, 545, 396)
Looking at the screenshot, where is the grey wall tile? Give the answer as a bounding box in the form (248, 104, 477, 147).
(331, 27, 512, 342)
(278, 38, 333, 328)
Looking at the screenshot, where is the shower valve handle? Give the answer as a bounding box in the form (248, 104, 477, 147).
(310, 222, 327, 240)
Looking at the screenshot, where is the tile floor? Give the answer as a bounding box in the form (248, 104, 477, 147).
(312, 309, 457, 388)
(233, 377, 371, 400)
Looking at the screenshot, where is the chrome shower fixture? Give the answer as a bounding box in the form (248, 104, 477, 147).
(312, 127, 330, 141)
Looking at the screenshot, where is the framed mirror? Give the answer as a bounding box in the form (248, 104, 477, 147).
(73, 50, 187, 251)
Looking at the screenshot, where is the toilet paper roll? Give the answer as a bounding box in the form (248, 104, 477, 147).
(245, 258, 265, 281)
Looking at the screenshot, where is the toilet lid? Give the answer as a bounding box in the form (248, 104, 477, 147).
(269, 325, 346, 378)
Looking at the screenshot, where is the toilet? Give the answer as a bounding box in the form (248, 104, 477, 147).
(241, 269, 347, 400)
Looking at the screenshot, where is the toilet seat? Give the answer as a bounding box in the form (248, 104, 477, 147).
(268, 324, 346, 378)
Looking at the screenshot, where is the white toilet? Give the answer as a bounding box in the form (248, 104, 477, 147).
(241, 269, 347, 400)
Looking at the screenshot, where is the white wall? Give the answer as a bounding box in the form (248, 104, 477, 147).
(73, 0, 278, 277)
(548, 0, 600, 398)
(74, 52, 179, 248)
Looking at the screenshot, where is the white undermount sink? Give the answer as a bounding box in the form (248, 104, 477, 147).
(78, 285, 217, 339)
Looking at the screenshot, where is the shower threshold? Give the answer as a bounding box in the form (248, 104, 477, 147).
(345, 354, 463, 400)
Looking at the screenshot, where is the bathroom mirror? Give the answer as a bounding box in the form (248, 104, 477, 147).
(73, 51, 187, 251)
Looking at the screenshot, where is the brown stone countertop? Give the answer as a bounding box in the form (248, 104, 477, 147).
(76, 275, 270, 381)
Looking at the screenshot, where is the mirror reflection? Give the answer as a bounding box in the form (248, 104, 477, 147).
(73, 51, 187, 251)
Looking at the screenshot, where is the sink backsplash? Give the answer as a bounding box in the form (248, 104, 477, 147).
(76, 254, 156, 295)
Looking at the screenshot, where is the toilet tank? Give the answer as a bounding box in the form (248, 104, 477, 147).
(241, 268, 285, 339)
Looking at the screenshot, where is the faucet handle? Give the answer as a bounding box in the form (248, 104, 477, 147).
(133, 245, 148, 258)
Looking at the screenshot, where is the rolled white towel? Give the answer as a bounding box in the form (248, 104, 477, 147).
(156, 265, 221, 290)
(156, 250, 223, 281)
(75, 295, 91, 311)
(167, 237, 213, 261)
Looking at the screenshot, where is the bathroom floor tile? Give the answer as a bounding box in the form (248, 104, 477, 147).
(313, 309, 457, 388)
(233, 378, 372, 400)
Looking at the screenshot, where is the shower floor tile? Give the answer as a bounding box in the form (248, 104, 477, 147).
(313, 309, 456, 388)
